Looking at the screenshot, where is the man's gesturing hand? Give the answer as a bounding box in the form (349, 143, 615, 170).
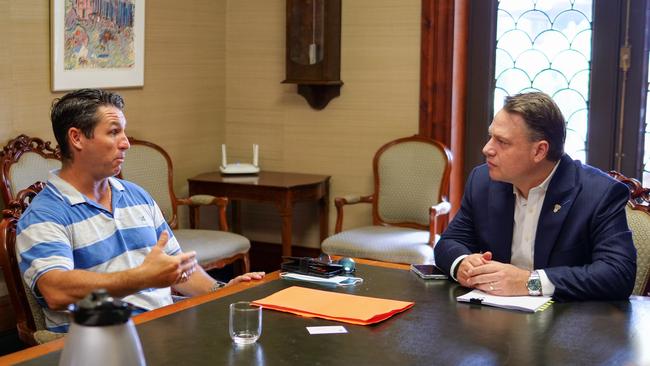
(138, 231, 198, 288)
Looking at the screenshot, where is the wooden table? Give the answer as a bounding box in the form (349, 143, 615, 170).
(4, 259, 650, 365)
(188, 171, 330, 256)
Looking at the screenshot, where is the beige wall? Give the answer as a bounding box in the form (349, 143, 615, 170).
(0, 0, 226, 297)
(225, 0, 421, 247)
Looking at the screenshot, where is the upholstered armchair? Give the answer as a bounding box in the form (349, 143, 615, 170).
(0, 135, 61, 206)
(321, 135, 452, 264)
(0, 182, 64, 345)
(121, 137, 250, 273)
(609, 171, 650, 296)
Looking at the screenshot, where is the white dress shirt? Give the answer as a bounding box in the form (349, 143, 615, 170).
(511, 161, 559, 296)
(450, 161, 560, 296)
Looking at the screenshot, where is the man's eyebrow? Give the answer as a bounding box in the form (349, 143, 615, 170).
(106, 120, 123, 129)
(489, 130, 509, 142)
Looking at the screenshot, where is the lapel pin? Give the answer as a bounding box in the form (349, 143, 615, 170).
(553, 204, 561, 213)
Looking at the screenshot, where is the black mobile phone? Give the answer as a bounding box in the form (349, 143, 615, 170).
(410, 264, 448, 280)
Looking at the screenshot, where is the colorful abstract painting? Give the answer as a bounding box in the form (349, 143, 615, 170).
(64, 0, 135, 70)
(51, 0, 144, 90)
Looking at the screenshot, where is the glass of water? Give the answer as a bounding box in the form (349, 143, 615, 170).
(229, 301, 262, 345)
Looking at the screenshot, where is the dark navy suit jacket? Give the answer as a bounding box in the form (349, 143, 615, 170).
(434, 154, 636, 301)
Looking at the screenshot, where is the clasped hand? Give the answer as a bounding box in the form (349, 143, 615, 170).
(457, 252, 530, 296)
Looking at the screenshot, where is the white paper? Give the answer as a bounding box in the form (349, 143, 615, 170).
(457, 289, 552, 313)
(306, 326, 348, 335)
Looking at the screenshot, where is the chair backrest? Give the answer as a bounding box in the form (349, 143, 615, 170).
(608, 171, 650, 296)
(372, 135, 451, 228)
(0, 182, 48, 345)
(120, 137, 179, 228)
(0, 135, 61, 206)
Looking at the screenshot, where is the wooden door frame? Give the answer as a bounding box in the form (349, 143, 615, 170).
(419, 0, 469, 217)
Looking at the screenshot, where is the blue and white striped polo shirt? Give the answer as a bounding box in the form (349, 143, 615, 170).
(16, 171, 181, 332)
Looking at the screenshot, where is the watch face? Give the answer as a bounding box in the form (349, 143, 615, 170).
(528, 278, 542, 291)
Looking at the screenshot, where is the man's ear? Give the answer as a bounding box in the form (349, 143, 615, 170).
(533, 140, 549, 163)
(67, 128, 84, 154)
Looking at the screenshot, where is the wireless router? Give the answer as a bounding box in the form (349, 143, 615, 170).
(220, 144, 260, 175)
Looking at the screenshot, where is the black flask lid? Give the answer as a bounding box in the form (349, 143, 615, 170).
(70, 289, 132, 326)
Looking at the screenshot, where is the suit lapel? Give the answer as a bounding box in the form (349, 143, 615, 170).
(534, 155, 581, 268)
(487, 180, 515, 263)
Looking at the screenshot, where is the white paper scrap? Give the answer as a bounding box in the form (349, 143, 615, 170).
(306, 326, 348, 335)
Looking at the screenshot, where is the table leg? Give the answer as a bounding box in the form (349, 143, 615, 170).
(278, 192, 293, 257)
(280, 212, 293, 257)
(188, 206, 197, 229)
(318, 185, 329, 243)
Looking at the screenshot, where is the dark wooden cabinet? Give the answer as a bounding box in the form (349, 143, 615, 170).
(282, 0, 343, 110)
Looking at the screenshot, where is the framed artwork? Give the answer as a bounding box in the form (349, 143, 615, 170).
(50, 0, 145, 91)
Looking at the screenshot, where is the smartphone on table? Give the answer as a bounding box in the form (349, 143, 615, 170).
(410, 264, 448, 280)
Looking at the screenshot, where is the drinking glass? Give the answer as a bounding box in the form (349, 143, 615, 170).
(229, 301, 262, 345)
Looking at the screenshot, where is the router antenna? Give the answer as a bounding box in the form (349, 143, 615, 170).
(221, 144, 228, 167)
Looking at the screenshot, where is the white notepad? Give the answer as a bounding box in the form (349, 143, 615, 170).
(457, 289, 553, 313)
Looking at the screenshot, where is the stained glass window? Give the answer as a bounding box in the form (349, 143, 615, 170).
(494, 0, 593, 164)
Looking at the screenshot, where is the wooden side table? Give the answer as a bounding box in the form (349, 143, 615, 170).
(187, 171, 330, 257)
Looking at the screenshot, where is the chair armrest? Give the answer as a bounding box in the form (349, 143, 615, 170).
(176, 195, 230, 231)
(33, 330, 65, 344)
(334, 194, 373, 233)
(428, 201, 451, 245)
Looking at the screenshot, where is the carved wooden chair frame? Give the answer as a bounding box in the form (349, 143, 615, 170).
(126, 137, 230, 231)
(125, 137, 250, 273)
(0, 134, 61, 205)
(334, 135, 452, 245)
(0, 182, 47, 345)
(608, 170, 650, 296)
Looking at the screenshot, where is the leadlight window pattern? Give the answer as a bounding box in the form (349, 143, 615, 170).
(493, 0, 593, 164)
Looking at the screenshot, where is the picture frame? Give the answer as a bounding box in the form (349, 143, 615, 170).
(50, 0, 145, 91)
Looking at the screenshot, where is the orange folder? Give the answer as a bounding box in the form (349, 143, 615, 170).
(252, 286, 414, 325)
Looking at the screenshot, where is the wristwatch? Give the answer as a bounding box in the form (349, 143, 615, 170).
(527, 271, 542, 296)
(210, 280, 226, 293)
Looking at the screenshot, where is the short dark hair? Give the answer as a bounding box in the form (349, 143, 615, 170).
(51, 89, 125, 161)
(502, 92, 566, 162)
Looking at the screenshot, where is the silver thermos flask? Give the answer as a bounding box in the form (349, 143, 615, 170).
(59, 289, 146, 366)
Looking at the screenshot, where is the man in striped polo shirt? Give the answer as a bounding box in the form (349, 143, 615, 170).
(16, 89, 264, 333)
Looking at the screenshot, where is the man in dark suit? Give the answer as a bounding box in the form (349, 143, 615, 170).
(434, 92, 636, 301)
